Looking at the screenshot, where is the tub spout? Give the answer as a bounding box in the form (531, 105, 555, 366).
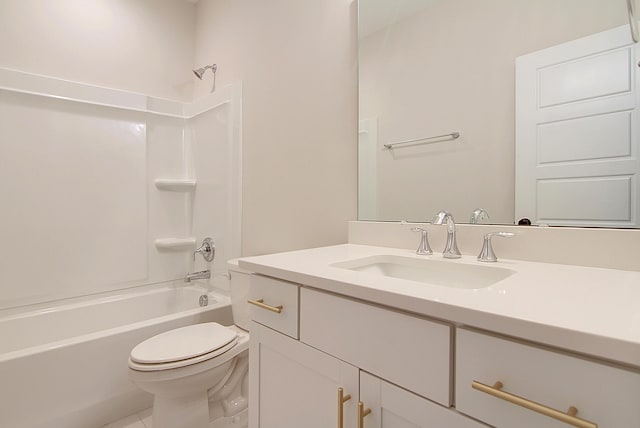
(184, 270, 211, 282)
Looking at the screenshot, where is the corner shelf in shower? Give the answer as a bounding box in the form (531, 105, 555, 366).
(154, 238, 197, 250)
(154, 179, 197, 192)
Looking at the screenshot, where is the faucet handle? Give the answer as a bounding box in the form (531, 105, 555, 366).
(477, 232, 515, 262)
(411, 227, 433, 255)
(194, 237, 215, 262)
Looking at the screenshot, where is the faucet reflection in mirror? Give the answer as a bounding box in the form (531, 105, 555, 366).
(470, 208, 489, 224)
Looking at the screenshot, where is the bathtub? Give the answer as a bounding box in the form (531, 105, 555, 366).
(0, 284, 233, 428)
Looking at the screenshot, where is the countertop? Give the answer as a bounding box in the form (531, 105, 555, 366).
(239, 244, 640, 369)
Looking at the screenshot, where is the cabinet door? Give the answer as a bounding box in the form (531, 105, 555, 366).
(249, 322, 359, 428)
(301, 287, 451, 405)
(359, 372, 486, 428)
(456, 328, 640, 428)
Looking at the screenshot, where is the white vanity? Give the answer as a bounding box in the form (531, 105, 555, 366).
(240, 243, 640, 428)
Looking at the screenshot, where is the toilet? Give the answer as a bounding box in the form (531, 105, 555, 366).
(128, 260, 252, 428)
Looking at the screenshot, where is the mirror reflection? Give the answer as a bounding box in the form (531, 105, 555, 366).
(358, 0, 638, 227)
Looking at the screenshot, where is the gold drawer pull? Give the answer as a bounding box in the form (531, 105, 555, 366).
(357, 401, 371, 428)
(472, 381, 597, 428)
(338, 388, 351, 428)
(247, 298, 283, 314)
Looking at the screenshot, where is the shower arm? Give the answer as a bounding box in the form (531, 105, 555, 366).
(209, 66, 217, 93)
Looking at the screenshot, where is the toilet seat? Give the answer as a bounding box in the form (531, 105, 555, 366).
(129, 322, 238, 371)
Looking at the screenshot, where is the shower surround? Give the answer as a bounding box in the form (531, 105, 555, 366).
(0, 67, 242, 427)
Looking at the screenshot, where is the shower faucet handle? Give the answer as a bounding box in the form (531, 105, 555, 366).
(194, 238, 215, 262)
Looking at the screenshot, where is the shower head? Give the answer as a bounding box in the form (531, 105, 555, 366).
(193, 64, 217, 80)
(193, 63, 218, 93)
(193, 68, 206, 80)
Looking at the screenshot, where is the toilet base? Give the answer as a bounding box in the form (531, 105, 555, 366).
(152, 390, 210, 428)
(210, 408, 248, 428)
(150, 395, 248, 428)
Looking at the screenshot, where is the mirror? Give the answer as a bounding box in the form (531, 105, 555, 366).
(358, 0, 637, 227)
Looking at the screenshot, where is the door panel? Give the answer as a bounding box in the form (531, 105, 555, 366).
(515, 24, 640, 227)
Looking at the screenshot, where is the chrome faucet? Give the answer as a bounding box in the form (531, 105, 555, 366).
(477, 232, 515, 262)
(184, 270, 211, 282)
(194, 238, 215, 262)
(470, 208, 489, 224)
(431, 210, 461, 259)
(411, 227, 433, 255)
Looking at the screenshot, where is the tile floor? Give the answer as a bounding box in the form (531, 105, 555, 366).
(102, 408, 152, 428)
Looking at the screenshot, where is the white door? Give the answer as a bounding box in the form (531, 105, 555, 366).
(359, 372, 485, 428)
(249, 322, 359, 428)
(515, 24, 640, 227)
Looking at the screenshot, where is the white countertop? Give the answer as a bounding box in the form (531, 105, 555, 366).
(239, 244, 640, 368)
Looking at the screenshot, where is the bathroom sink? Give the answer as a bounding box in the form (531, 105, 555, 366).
(332, 255, 515, 289)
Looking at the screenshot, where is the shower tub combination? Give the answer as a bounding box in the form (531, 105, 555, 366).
(0, 283, 233, 428)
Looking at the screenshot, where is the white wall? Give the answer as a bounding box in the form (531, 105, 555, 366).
(359, 0, 627, 224)
(193, 0, 358, 256)
(0, 0, 196, 101)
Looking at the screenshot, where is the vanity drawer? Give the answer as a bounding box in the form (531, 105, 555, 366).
(300, 287, 451, 406)
(456, 328, 640, 428)
(249, 275, 299, 339)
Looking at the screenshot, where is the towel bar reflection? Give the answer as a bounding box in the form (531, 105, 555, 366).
(384, 132, 460, 149)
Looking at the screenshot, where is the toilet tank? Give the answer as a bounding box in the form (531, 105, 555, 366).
(227, 259, 252, 331)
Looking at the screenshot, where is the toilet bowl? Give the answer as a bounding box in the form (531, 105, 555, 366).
(128, 260, 252, 428)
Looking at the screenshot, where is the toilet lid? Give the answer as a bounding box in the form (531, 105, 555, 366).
(130, 322, 238, 364)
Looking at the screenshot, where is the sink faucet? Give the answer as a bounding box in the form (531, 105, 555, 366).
(184, 269, 211, 283)
(431, 210, 461, 259)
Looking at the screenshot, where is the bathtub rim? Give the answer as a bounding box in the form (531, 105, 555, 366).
(0, 283, 231, 363)
(0, 277, 229, 318)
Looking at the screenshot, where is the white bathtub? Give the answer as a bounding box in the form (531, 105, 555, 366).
(0, 284, 233, 428)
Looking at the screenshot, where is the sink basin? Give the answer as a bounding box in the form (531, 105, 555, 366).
(332, 255, 515, 289)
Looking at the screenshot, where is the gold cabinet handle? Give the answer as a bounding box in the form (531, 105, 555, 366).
(472, 381, 597, 428)
(357, 401, 372, 428)
(247, 298, 283, 314)
(338, 388, 351, 428)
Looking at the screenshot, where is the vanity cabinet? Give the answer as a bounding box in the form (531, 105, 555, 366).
(248, 273, 640, 428)
(360, 372, 485, 428)
(248, 321, 359, 428)
(299, 287, 451, 406)
(455, 328, 640, 428)
(248, 274, 299, 339)
(248, 275, 483, 428)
